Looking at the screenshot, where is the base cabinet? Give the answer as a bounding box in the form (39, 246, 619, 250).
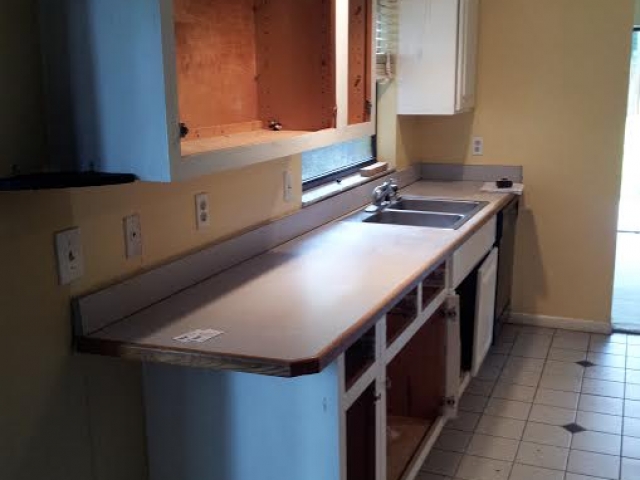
(141, 263, 459, 480)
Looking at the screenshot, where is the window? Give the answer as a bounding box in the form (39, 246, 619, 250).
(302, 137, 375, 190)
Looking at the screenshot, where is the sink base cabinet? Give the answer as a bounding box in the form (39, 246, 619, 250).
(142, 271, 458, 480)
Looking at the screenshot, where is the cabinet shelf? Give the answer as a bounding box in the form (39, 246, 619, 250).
(181, 129, 313, 157)
(387, 416, 433, 480)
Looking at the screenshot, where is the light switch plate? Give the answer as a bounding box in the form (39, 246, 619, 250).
(123, 214, 142, 259)
(55, 227, 84, 285)
(195, 193, 211, 229)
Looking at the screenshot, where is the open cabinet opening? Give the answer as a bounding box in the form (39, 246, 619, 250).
(173, 0, 337, 157)
(386, 310, 446, 480)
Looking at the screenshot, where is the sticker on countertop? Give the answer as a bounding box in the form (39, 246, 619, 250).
(173, 329, 224, 344)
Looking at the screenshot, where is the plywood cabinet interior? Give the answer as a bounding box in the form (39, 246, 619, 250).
(397, 0, 480, 115)
(40, 0, 376, 182)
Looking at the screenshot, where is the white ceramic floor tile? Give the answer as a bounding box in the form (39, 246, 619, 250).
(589, 340, 627, 355)
(581, 378, 625, 398)
(466, 433, 520, 461)
(508, 463, 564, 480)
(627, 345, 640, 358)
(448, 412, 481, 432)
(460, 394, 489, 413)
(475, 415, 526, 440)
(520, 326, 555, 337)
(623, 435, 640, 459)
(591, 333, 628, 344)
(416, 472, 451, 480)
(492, 341, 514, 355)
(484, 398, 532, 421)
(627, 357, 640, 371)
(455, 454, 512, 480)
(492, 382, 536, 403)
(548, 348, 587, 363)
(534, 388, 579, 409)
(515, 441, 569, 470)
(626, 383, 640, 401)
(477, 365, 503, 382)
(500, 369, 541, 388)
(498, 325, 521, 343)
(506, 357, 545, 373)
(552, 336, 589, 352)
(484, 354, 509, 370)
(522, 422, 572, 448)
(624, 416, 640, 437)
(571, 431, 621, 456)
(514, 333, 552, 348)
(626, 369, 640, 385)
(423, 449, 463, 476)
(576, 411, 623, 435)
(543, 361, 584, 378)
(567, 450, 620, 479)
(529, 404, 577, 426)
(435, 429, 473, 453)
(578, 394, 623, 415)
(627, 334, 640, 345)
(625, 399, 640, 419)
(583, 365, 626, 382)
(556, 330, 590, 342)
(621, 456, 640, 480)
(565, 474, 609, 480)
(468, 379, 496, 397)
(539, 373, 583, 393)
(586, 351, 626, 368)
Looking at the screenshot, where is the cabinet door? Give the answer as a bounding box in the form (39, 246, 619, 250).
(455, 0, 479, 112)
(444, 294, 461, 419)
(472, 248, 498, 376)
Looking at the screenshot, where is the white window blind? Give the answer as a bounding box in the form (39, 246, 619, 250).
(376, 0, 399, 83)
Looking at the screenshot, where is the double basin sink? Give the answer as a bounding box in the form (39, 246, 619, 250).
(347, 196, 488, 230)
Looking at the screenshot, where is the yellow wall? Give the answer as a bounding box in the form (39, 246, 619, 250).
(405, 0, 635, 323)
(636, 0, 640, 25)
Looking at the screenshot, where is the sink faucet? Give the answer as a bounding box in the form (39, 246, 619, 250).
(366, 179, 399, 212)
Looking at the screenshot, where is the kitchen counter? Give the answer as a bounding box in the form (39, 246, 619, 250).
(77, 181, 514, 376)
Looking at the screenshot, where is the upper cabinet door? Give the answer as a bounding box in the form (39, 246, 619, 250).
(39, 0, 376, 182)
(397, 0, 480, 115)
(456, 0, 480, 112)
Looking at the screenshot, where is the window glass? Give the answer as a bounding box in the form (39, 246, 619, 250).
(301, 137, 374, 184)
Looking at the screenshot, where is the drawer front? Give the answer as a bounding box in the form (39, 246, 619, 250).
(450, 216, 496, 289)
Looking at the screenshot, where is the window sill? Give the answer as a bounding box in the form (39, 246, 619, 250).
(302, 169, 395, 208)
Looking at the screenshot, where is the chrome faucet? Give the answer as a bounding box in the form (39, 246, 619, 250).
(366, 179, 399, 212)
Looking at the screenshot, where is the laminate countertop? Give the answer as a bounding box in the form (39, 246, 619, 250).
(78, 181, 515, 376)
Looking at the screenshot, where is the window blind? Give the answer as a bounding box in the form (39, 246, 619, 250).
(376, 0, 399, 83)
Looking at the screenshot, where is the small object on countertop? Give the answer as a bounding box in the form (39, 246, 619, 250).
(481, 181, 524, 195)
(496, 178, 513, 188)
(359, 162, 389, 177)
(268, 120, 283, 131)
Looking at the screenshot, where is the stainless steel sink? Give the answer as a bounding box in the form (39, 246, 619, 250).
(390, 197, 484, 215)
(363, 210, 465, 229)
(345, 196, 488, 230)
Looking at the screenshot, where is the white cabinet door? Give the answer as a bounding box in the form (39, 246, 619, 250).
(472, 248, 498, 376)
(456, 0, 480, 112)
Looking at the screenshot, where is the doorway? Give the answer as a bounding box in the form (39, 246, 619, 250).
(613, 28, 640, 331)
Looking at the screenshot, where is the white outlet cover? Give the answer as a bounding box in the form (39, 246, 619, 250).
(124, 214, 142, 259)
(472, 137, 484, 156)
(283, 171, 293, 202)
(195, 193, 210, 229)
(55, 227, 84, 285)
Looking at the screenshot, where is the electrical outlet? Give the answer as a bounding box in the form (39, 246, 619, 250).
(195, 193, 211, 229)
(472, 137, 484, 156)
(55, 227, 84, 285)
(283, 171, 293, 202)
(123, 214, 142, 259)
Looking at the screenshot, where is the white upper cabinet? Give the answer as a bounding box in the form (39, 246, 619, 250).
(397, 0, 480, 115)
(39, 0, 375, 182)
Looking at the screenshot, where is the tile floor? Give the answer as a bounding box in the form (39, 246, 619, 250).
(418, 325, 640, 480)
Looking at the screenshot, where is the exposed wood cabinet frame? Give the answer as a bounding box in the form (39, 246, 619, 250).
(40, 0, 377, 182)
